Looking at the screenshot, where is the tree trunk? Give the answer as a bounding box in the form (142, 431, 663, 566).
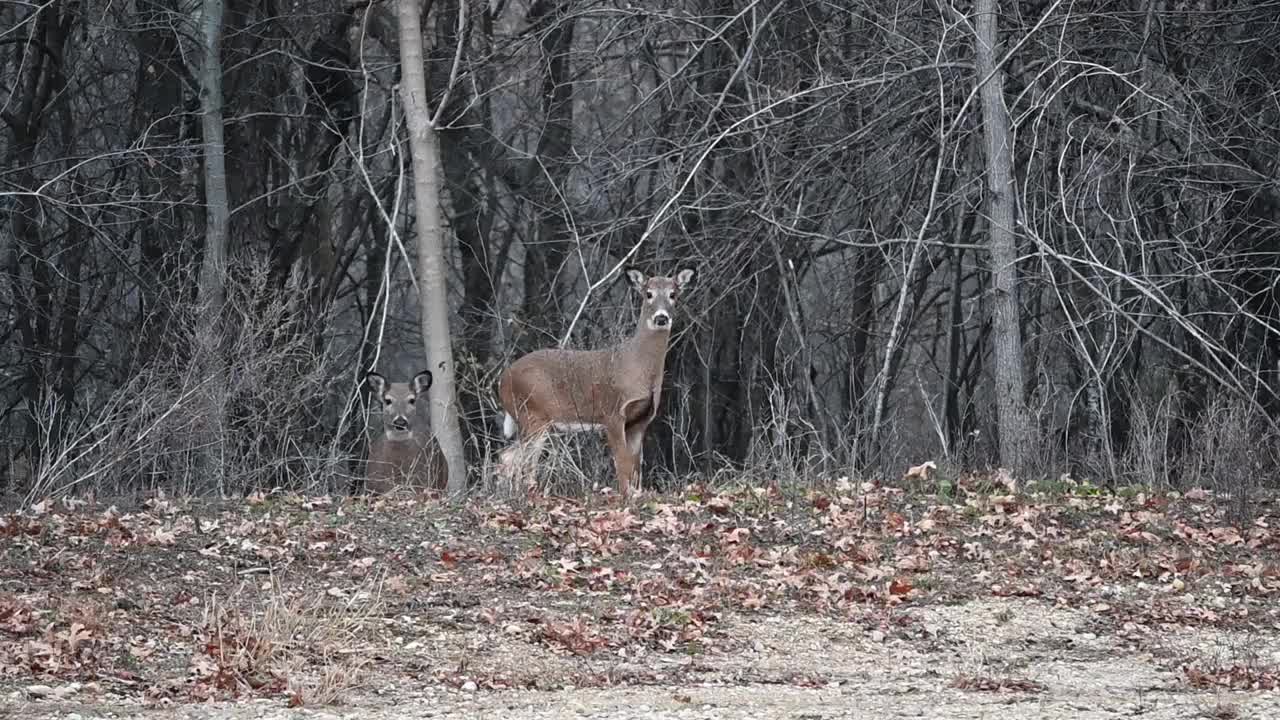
(4, 3, 72, 474)
(133, 0, 191, 367)
(974, 0, 1037, 473)
(436, 0, 496, 455)
(55, 228, 84, 420)
(519, 0, 576, 354)
(943, 193, 980, 459)
(944, 242, 967, 456)
(396, 0, 467, 498)
(845, 243, 881, 469)
(194, 0, 230, 491)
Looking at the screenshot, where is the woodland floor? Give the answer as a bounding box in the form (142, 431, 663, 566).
(2, 477, 1280, 719)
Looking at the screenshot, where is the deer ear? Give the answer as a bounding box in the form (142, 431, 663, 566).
(365, 372, 386, 395)
(412, 371, 433, 394)
(625, 268, 646, 291)
(674, 267, 695, 290)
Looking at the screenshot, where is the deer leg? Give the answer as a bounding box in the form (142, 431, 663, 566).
(624, 422, 649, 495)
(521, 432, 550, 493)
(501, 433, 547, 493)
(618, 395, 656, 497)
(498, 418, 550, 494)
(497, 442, 526, 493)
(603, 421, 636, 499)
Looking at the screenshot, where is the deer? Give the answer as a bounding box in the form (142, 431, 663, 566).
(364, 370, 450, 495)
(496, 267, 695, 498)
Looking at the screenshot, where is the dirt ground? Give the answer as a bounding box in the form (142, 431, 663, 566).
(2, 481, 1279, 719)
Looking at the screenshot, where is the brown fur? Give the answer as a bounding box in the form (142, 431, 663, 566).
(497, 268, 695, 497)
(365, 371, 449, 494)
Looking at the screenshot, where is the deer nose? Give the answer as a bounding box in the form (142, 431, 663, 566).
(391, 416, 410, 430)
(653, 311, 670, 328)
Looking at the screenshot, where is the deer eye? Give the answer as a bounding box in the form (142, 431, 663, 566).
(383, 398, 392, 406)
(645, 290, 655, 301)
(408, 397, 416, 405)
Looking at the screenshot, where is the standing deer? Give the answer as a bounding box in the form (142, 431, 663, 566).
(496, 267, 695, 498)
(365, 371, 450, 495)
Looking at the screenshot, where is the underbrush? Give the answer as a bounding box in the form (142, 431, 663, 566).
(17, 266, 360, 504)
(193, 575, 385, 706)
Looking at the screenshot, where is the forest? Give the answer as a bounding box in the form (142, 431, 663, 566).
(2, 0, 1279, 505)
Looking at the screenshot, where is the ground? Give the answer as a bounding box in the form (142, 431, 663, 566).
(2, 476, 1279, 719)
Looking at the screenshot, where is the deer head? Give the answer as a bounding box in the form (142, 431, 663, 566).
(364, 370, 448, 494)
(366, 371, 432, 440)
(627, 266, 695, 333)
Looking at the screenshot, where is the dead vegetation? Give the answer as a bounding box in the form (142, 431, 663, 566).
(19, 266, 356, 504)
(0, 480, 1279, 715)
(193, 575, 383, 706)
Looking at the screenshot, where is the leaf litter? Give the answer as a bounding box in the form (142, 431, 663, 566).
(1, 479, 1280, 718)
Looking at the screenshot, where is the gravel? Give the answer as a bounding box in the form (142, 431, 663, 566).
(5, 596, 1278, 720)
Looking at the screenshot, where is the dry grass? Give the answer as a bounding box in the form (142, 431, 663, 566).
(486, 429, 637, 502)
(1198, 697, 1241, 719)
(21, 264, 357, 505)
(196, 573, 385, 706)
(948, 673, 1047, 694)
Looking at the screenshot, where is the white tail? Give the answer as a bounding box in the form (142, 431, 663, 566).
(365, 371, 449, 494)
(495, 267, 695, 498)
(502, 412, 517, 439)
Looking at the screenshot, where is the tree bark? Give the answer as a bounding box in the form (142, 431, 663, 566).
(396, 0, 467, 498)
(519, 0, 576, 354)
(133, 0, 192, 366)
(4, 3, 72, 473)
(944, 242, 967, 456)
(845, 246, 879, 465)
(974, 0, 1037, 473)
(183, 0, 230, 491)
(943, 194, 980, 458)
(437, 0, 495, 456)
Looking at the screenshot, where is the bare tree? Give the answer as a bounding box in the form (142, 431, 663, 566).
(974, 0, 1037, 473)
(395, 0, 467, 497)
(3, 0, 1280, 503)
(517, 0, 578, 354)
(192, 0, 231, 489)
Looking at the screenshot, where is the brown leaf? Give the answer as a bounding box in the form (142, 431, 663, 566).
(896, 553, 930, 572)
(884, 513, 907, 534)
(950, 674, 1045, 693)
(701, 494, 732, 515)
(904, 461, 937, 481)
